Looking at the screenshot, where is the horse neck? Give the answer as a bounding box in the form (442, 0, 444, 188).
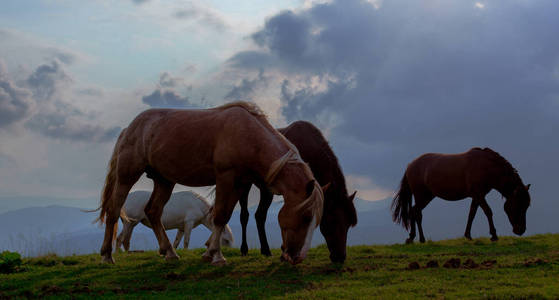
(490, 165, 521, 198)
(200, 210, 214, 231)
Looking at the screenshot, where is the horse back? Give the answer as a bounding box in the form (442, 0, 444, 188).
(121, 107, 288, 186)
(406, 149, 495, 200)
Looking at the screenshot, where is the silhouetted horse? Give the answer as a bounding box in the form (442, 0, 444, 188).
(392, 147, 531, 243)
(238, 121, 357, 263)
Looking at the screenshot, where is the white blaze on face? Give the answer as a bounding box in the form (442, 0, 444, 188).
(300, 216, 318, 259)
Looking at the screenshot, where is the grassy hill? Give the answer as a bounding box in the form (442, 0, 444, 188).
(1, 234, 558, 299)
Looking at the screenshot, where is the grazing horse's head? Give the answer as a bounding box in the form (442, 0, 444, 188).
(266, 148, 324, 265)
(320, 190, 357, 263)
(278, 179, 324, 265)
(504, 184, 531, 235)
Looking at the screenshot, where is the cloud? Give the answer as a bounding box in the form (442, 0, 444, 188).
(25, 111, 120, 142)
(142, 89, 193, 108)
(25, 60, 72, 102)
(0, 28, 87, 72)
(132, 0, 150, 5)
(141, 72, 199, 108)
(159, 72, 184, 88)
(224, 70, 269, 101)
(0, 60, 120, 142)
(172, 3, 228, 32)
(0, 62, 34, 128)
(223, 0, 559, 219)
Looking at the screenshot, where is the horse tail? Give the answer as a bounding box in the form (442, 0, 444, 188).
(91, 129, 126, 225)
(391, 173, 412, 230)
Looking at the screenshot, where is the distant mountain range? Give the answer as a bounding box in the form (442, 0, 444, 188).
(0, 191, 556, 257)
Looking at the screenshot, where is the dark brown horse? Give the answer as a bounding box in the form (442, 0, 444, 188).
(392, 147, 531, 244)
(238, 121, 357, 263)
(95, 102, 324, 265)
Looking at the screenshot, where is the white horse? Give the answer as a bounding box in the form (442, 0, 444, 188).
(116, 190, 234, 251)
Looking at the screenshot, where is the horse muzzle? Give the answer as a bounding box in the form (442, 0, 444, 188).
(513, 227, 526, 236)
(281, 250, 306, 265)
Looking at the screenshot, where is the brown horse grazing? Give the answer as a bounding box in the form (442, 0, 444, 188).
(392, 147, 531, 244)
(238, 121, 357, 263)
(95, 102, 324, 265)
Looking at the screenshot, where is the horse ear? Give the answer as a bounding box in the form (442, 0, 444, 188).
(306, 180, 316, 197)
(526, 184, 531, 191)
(349, 191, 357, 201)
(321, 182, 331, 193)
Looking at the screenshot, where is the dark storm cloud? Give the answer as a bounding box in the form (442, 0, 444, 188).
(226, 0, 559, 222)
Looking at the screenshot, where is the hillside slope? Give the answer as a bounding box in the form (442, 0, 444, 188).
(1, 234, 558, 299)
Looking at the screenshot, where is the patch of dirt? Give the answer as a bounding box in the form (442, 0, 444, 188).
(463, 259, 479, 269)
(165, 271, 186, 280)
(443, 258, 461, 268)
(524, 258, 548, 267)
(426, 260, 439, 268)
(41, 285, 63, 295)
(407, 262, 420, 270)
(138, 285, 166, 292)
(71, 282, 91, 293)
(481, 259, 497, 268)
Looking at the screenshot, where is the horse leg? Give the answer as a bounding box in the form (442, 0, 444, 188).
(406, 202, 417, 244)
(116, 220, 127, 251)
(203, 172, 243, 266)
(415, 207, 426, 243)
(255, 188, 273, 256)
(100, 181, 136, 263)
(173, 229, 184, 250)
(182, 221, 194, 250)
(122, 221, 138, 252)
(239, 185, 250, 256)
(478, 198, 498, 241)
(415, 196, 433, 243)
(144, 178, 178, 260)
(464, 199, 479, 240)
(116, 219, 134, 251)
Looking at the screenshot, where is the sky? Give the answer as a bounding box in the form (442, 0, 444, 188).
(1, 0, 558, 219)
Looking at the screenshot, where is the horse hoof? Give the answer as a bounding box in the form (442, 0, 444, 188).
(165, 253, 180, 261)
(491, 236, 499, 242)
(405, 239, 414, 244)
(159, 249, 167, 256)
(464, 235, 472, 240)
(420, 239, 426, 243)
(202, 252, 213, 263)
(101, 256, 115, 264)
(261, 250, 272, 257)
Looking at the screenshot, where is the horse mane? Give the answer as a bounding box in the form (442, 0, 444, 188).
(475, 147, 522, 185)
(284, 122, 357, 226)
(213, 101, 268, 121)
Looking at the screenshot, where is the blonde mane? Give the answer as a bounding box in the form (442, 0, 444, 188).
(213, 101, 268, 119)
(216, 101, 322, 222)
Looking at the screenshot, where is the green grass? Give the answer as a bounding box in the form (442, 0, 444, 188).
(1, 234, 558, 299)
